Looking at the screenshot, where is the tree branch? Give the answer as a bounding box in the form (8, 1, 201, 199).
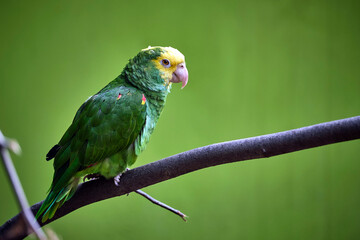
(1, 116, 359, 240)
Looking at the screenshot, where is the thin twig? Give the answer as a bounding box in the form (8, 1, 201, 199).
(0, 131, 47, 240)
(135, 190, 187, 221)
(84, 173, 187, 221)
(1, 116, 360, 240)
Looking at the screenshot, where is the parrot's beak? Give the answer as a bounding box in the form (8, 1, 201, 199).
(171, 63, 188, 89)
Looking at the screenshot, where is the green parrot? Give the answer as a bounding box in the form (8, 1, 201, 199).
(36, 46, 189, 222)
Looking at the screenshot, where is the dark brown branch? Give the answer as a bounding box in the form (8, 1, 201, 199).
(0, 131, 47, 240)
(1, 116, 360, 240)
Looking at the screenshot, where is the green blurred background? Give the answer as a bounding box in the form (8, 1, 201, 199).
(1, 0, 359, 239)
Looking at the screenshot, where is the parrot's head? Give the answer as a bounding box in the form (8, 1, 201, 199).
(143, 46, 188, 89)
(121, 46, 188, 93)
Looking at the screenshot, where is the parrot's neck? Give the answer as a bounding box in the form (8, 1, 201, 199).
(129, 82, 170, 156)
(133, 96, 165, 156)
(119, 60, 171, 99)
(145, 93, 167, 118)
(115, 72, 171, 155)
(116, 68, 171, 105)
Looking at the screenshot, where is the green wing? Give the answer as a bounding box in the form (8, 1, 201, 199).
(60, 88, 145, 164)
(37, 83, 146, 222)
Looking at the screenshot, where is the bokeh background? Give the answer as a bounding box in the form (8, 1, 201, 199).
(1, 0, 360, 239)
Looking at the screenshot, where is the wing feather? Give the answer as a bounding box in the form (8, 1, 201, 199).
(52, 85, 146, 172)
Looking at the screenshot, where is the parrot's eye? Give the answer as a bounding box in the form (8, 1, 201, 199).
(161, 59, 171, 68)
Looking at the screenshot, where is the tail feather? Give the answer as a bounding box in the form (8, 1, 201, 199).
(41, 194, 62, 222)
(36, 178, 80, 222)
(44, 201, 61, 221)
(36, 158, 81, 222)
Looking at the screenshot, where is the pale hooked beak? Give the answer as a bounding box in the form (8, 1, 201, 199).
(170, 63, 189, 89)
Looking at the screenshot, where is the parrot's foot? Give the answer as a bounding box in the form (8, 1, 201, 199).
(113, 168, 130, 186)
(113, 173, 122, 186)
(83, 173, 103, 182)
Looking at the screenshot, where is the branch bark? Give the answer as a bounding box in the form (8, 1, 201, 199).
(1, 116, 360, 240)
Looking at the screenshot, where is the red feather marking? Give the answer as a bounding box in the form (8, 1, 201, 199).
(87, 163, 98, 168)
(141, 94, 146, 105)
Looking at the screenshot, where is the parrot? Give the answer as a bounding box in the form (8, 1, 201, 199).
(35, 46, 189, 222)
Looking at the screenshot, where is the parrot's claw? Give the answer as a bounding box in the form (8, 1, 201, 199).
(83, 173, 102, 182)
(113, 168, 130, 186)
(113, 173, 122, 186)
